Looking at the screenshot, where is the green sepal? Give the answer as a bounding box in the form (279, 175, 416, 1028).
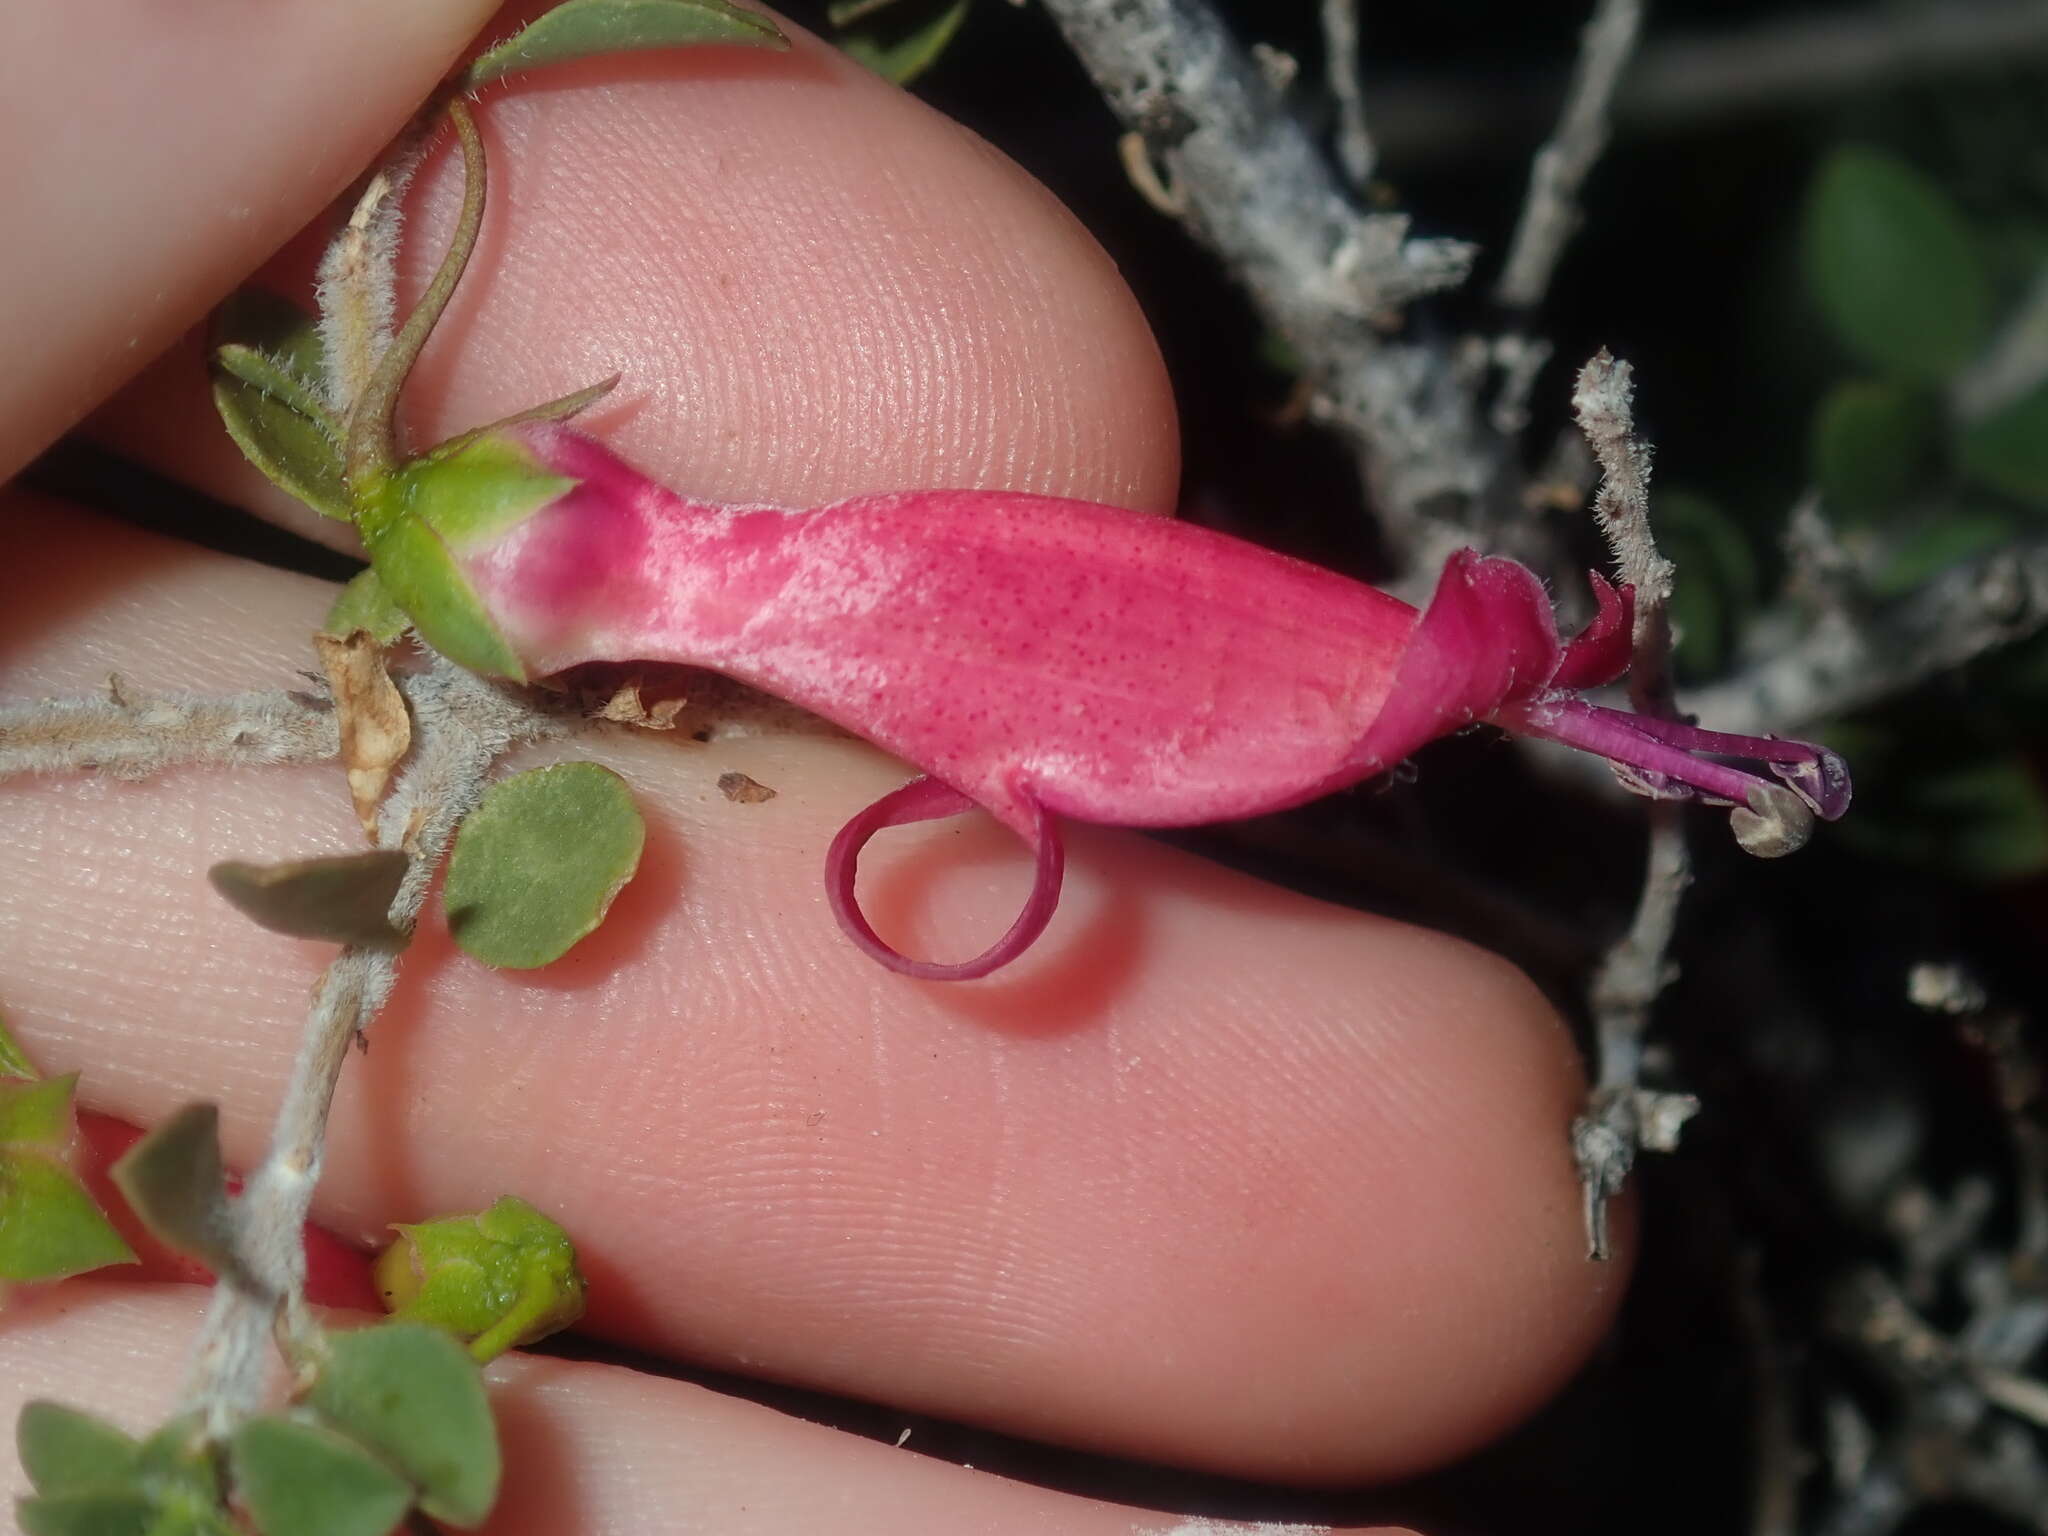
(307, 1323, 500, 1528)
(0, 1010, 38, 1080)
(356, 434, 576, 682)
(462, 0, 787, 93)
(229, 1417, 413, 1536)
(375, 1196, 586, 1361)
(322, 570, 412, 645)
(0, 1074, 78, 1148)
(0, 1077, 136, 1282)
(839, 0, 970, 84)
(108, 1104, 240, 1282)
(355, 510, 528, 682)
(1802, 145, 1990, 381)
(422, 375, 621, 464)
(442, 764, 646, 968)
(209, 291, 352, 522)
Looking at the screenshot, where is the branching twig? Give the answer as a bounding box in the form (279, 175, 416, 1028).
(180, 658, 561, 1431)
(1034, 0, 1486, 576)
(0, 684, 339, 780)
(1495, 0, 1644, 314)
(1687, 538, 2048, 738)
(1568, 350, 1696, 1260)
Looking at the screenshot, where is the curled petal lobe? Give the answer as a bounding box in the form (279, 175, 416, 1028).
(827, 776, 1066, 981)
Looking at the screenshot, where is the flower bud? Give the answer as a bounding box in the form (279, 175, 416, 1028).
(374, 1195, 585, 1361)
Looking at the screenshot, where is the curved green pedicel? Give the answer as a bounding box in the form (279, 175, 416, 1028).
(354, 433, 577, 682)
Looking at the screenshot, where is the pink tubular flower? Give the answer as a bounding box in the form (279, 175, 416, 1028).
(361, 421, 1849, 981)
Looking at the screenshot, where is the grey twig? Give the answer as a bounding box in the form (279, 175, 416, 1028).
(1366, 0, 2048, 170)
(1686, 538, 2048, 738)
(1034, 0, 1486, 576)
(0, 683, 338, 780)
(1495, 0, 1645, 314)
(1568, 350, 1697, 1260)
(180, 658, 562, 1431)
(1319, 0, 1374, 191)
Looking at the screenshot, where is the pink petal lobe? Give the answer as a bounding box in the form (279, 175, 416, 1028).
(1348, 550, 1564, 777)
(826, 775, 1066, 980)
(1550, 572, 1633, 692)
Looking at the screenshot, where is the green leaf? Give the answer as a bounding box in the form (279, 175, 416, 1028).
(0, 1079, 135, 1282)
(463, 0, 787, 92)
(213, 289, 329, 397)
(1849, 753, 2048, 881)
(0, 1011, 38, 1080)
(1803, 146, 1990, 381)
(229, 1417, 412, 1536)
(1959, 378, 2048, 506)
(1872, 508, 2020, 598)
(839, 0, 970, 84)
(375, 1196, 586, 1362)
(108, 1104, 239, 1280)
(443, 764, 645, 968)
(0, 1154, 136, 1281)
(322, 570, 412, 646)
(1656, 490, 1758, 679)
(211, 373, 353, 523)
(15, 1492, 158, 1536)
(1810, 378, 1937, 522)
(307, 1323, 500, 1528)
(17, 1405, 140, 1497)
(208, 851, 409, 950)
(209, 290, 349, 522)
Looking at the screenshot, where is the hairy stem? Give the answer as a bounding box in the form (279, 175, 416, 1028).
(0, 685, 338, 780)
(181, 659, 561, 1430)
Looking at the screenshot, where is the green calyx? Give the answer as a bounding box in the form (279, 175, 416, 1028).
(354, 434, 576, 682)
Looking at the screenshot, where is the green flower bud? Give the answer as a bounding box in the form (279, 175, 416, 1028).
(374, 1195, 586, 1362)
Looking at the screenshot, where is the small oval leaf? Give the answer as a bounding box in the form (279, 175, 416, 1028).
(208, 851, 410, 950)
(230, 1417, 413, 1536)
(107, 1104, 240, 1281)
(307, 1323, 500, 1528)
(17, 1404, 141, 1499)
(1810, 377, 1937, 522)
(15, 1492, 159, 1536)
(1959, 378, 2048, 506)
(1803, 146, 1990, 381)
(443, 764, 645, 969)
(463, 0, 788, 92)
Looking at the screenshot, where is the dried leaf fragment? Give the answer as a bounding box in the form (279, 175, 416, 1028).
(594, 679, 684, 730)
(717, 770, 776, 804)
(316, 630, 411, 838)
